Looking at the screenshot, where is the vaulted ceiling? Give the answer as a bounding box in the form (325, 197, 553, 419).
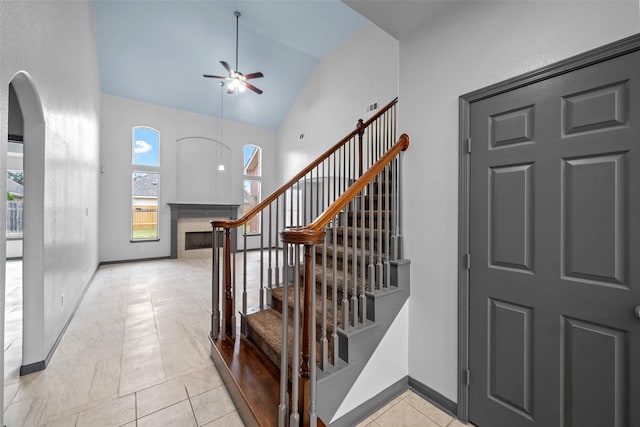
(93, 0, 366, 130)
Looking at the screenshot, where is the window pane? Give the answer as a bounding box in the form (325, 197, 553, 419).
(243, 145, 261, 177)
(243, 179, 261, 234)
(132, 172, 159, 239)
(6, 171, 23, 238)
(133, 127, 159, 167)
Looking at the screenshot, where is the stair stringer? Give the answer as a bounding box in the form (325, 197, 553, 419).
(316, 259, 410, 424)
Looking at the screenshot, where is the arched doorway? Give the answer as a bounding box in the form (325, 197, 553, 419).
(6, 72, 46, 376)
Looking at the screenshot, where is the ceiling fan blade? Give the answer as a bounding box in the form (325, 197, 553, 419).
(243, 72, 264, 80)
(242, 81, 263, 95)
(220, 60, 233, 74)
(202, 74, 226, 79)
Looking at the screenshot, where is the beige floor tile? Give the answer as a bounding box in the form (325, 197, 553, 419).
(370, 398, 398, 420)
(160, 336, 211, 379)
(183, 365, 223, 397)
(39, 412, 80, 427)
(404, 391, 453, 426)
(118, 362, 167, 397)
(121, 333, 162, 366)
(202, 410, 245, 426)
(56, 329, 124, 360)
(136, 377, 188, 418)
(124, 316, 158, 341)
(0, 258, 463, 427)
(4, 398, 42, 427)
(190, 385, 236, 426)
(447, 420, 476, 427)
(137, 400, 197, 427)
(76, 393, 136, 427)
(356, 416, 375, 427)
(398, 389, 413, 400)
(87, 356, 122, 402)
(374, 400, 440, 427)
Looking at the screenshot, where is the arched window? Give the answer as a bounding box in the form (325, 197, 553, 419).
(243, 144, 261, 234)
(131, 126, 160, 240)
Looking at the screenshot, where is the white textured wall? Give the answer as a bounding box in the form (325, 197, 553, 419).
(276, 22, 399, 183)
(0, 0, 101, 387)
(99, 94, 277, 262)
(398, 0, 640, 401)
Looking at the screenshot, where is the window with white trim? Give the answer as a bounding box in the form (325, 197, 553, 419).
(243, 144, 261, 234)
(131, 127, 160, 240)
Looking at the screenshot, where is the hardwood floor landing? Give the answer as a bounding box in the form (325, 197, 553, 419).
(210, 333, 281, 427)
(209, 333, 327, 427)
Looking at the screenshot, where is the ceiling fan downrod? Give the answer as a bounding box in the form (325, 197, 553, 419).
(234, 11, 240, 72)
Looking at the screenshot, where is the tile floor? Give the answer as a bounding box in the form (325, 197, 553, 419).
(3, 257, 470, 427)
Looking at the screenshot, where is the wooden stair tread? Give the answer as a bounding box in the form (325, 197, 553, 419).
(210, 334, 281, 427)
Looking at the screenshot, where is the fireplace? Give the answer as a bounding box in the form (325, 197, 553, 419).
(185, 231, 214, 251)
(167, 203, 239, 259)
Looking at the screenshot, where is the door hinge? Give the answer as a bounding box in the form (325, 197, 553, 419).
(464, 369, 470, 386)
(466, 138, 471, 154)
(464, 253, 471, 270)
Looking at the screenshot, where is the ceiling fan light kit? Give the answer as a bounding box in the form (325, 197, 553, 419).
(203, 10, 264, 95)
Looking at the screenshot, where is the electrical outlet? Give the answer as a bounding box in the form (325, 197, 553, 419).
(61, 294, 65, 307)
(298, 133, 304, 141)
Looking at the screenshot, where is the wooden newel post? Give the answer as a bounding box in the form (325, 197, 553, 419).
(224, 227, 234, 338)
(298, 243, 314, 426)
(357, 118, 364, 177)
(281, 228, 324, 427)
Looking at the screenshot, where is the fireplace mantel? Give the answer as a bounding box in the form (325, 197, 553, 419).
(167, 203, 240, 259)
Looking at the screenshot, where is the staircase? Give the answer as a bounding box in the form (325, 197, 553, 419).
(208, 99, 410, 426)
(246, 168, 397, 360)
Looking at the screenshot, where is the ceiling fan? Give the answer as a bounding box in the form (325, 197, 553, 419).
(203, 11, 264, 95)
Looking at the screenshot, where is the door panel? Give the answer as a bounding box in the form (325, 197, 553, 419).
(562, 153, 627, 287)
(468, 49, 639, 427)
(488, 299, 534, 418)
(489, 163, 534, 272)
(561, 317, 628, 427)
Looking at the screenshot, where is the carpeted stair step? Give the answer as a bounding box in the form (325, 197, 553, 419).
(271, 284, 349, 335)
(327, 226, 388, 249)
(345, 210, 393, 228)
(361, 194, 394, 210)
(314, 243, 373, 274)
(295, 261, 374, 295)
(246, 309, 291, 371)
(371, 180, 393, 195)
(245, 307, 333, 373)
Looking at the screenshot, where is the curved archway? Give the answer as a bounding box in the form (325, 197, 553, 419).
(9, 72, 46, 373)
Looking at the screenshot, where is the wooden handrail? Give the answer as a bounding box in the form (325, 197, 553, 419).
(281, 133, 410, 244)
(211, 97, 398, 229)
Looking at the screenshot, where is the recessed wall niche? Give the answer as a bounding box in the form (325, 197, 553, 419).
(176, 137, 231, 203)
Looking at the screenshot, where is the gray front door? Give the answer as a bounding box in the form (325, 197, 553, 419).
(468, 48, 640, 426)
